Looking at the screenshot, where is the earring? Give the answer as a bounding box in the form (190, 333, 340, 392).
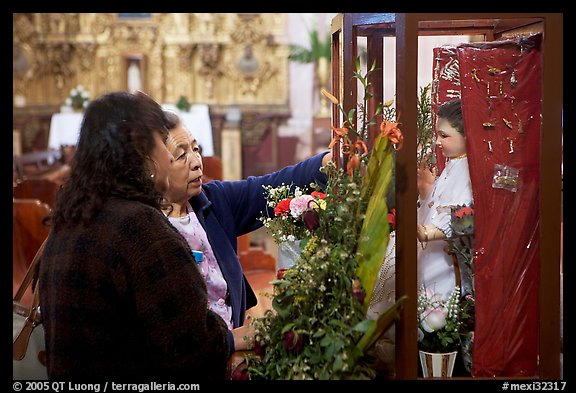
(150, 173, 155, 179)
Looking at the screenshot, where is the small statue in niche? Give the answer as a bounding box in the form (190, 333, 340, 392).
(127, 59, 142, 93)
(49, 13, 66, 34)
(236, 45, 259, 76)
(13, 44, 31, 78)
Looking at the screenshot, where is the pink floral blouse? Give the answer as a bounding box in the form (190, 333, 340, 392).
(167, 203, 233, 330)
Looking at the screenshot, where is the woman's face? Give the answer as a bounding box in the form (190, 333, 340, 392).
(435, 117, 466, 159)
(165, 124, 203, 204)
(149, 131, 174, 194)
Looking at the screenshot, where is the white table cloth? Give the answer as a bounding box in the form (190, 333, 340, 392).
(48, 112, 83, 149)
(170, 104, 214, 157)
(48, 104, 214, 157)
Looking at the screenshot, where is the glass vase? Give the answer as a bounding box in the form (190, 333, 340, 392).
(277, 240, 301, 270)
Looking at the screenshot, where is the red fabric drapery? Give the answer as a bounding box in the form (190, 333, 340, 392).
(457, 35, 542, 377)
(431, 34, 542, 376)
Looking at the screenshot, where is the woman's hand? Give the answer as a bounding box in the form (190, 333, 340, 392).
(232, 320, 256, 351)
(322, 152, 333, 167)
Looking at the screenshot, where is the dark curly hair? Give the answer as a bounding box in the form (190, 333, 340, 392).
(437, 99, 464, 136)
(48, 91, 170, 232)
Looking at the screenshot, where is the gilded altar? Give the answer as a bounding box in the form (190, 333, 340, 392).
(13, 13, 289, 106)
(13, 13, 291, 161)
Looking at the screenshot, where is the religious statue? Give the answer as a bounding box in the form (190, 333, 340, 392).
(127, 60, 142, 93)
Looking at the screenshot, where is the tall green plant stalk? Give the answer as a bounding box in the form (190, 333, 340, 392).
(417, 83, 434, 167)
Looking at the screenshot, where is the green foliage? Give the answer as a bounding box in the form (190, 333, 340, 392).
(176, 95, 191, 112)
(416, 83, 434, 167)
(246, 58, 403, 380)
(288, 28, 331, 64)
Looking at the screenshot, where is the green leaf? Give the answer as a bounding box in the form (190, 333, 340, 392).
(354, 318, 375, 333)
(347, 108, 357, 126)
(356, 295, 407, 353)
(356, 134, 394, 311)
(369, 59, 377, 72)
(333, 355, 344, 371)
(288, 29, 331, 63)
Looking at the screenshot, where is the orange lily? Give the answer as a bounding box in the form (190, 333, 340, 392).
(380, 114, 404, 151)
(328, 123, 350, 149)
(347, 154, 360, 176)
(343, 140, 369, 176)
(354, 140, 368, 156)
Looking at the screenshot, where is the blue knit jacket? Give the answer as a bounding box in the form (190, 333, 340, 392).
(190, 152, 328, 331)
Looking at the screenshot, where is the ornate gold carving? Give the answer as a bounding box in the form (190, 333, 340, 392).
(76, 43, 97, 72)
(13, 13, 289, 109)
(231, 14, 265, 45)
(197, 43, 224, 100)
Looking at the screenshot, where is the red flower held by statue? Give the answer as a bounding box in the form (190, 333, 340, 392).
(455, 206, 473, 219)
(451, 204, 474, 236)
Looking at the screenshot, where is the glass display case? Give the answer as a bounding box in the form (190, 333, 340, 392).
(329, 13, 562, 379)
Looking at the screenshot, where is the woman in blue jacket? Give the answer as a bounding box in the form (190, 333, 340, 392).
(162, 111, 331, 347)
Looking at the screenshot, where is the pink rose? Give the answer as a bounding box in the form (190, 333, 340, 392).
(289, 195, 314, 218)
(420, 305, 448, 333)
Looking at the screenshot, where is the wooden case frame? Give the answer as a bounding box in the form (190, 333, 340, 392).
(329, 13, 563, 379)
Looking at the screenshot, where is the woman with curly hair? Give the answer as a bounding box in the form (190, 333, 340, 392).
(37, 91, 234, 380)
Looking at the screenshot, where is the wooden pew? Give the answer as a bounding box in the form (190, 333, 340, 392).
(13, 149, 64, 182)
(13, 198, 51, 307)
(238, 233, 276, 320)
(202, 155, 223, 182)
(13, 178, 62, 208)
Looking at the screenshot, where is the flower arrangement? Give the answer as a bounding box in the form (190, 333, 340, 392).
(176, 95, 191, 112)
(445, 204, 476, 372)
(417, 285, 465, 353)
(244, 59, 406, 380)
(446, 204, 475, 294)
(450, 204, 474, 236)
(65, 84, 90, 111)
(259, 184, 327, 244)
